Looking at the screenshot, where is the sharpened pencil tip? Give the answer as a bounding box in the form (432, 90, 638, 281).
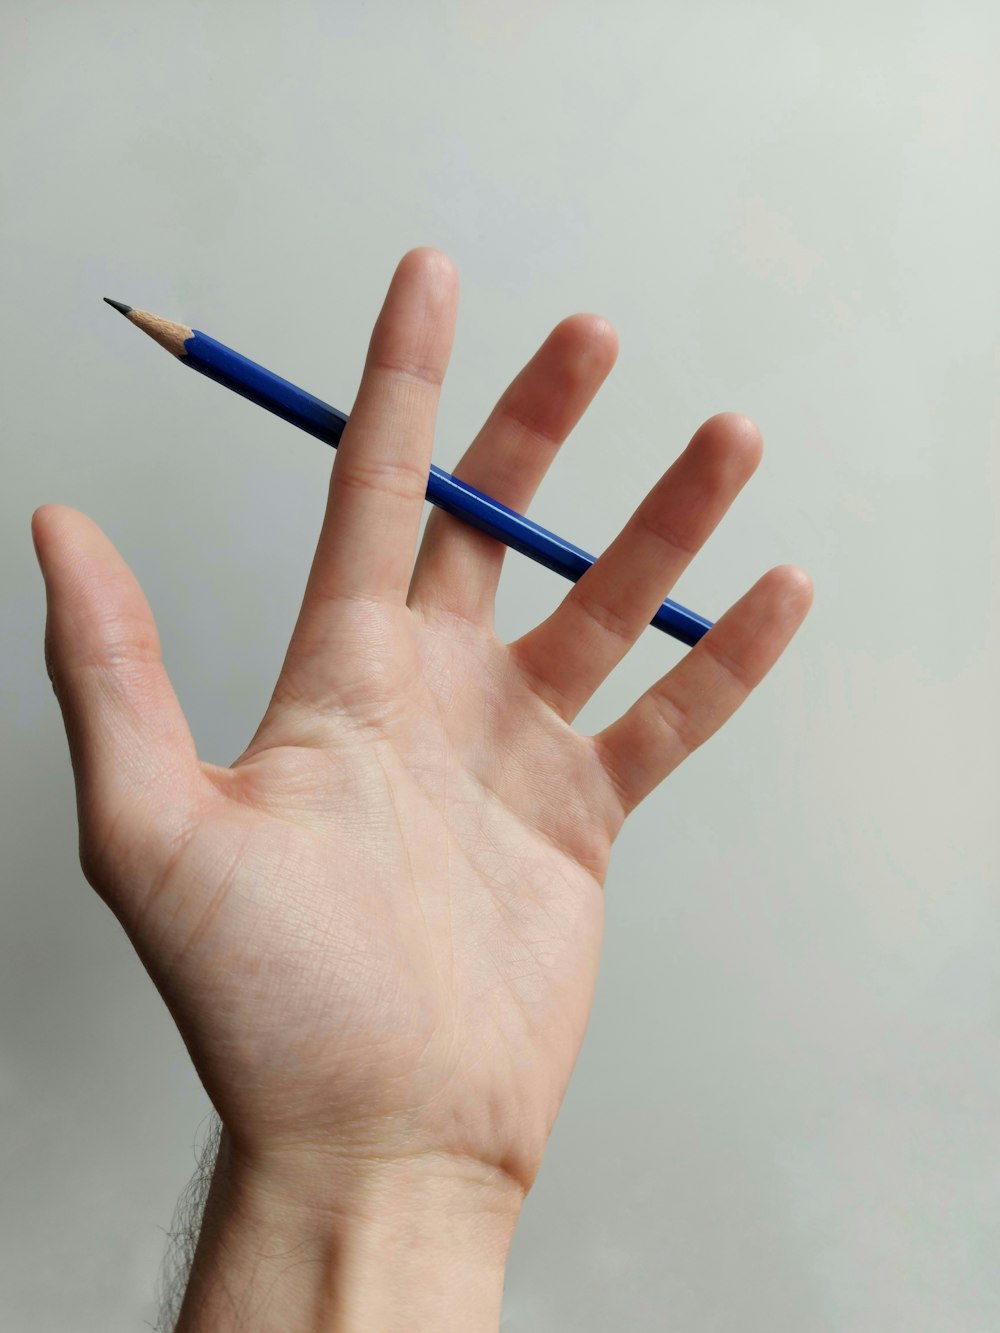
(103, 298, 133, 316)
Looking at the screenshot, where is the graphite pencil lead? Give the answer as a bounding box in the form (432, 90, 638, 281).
(103, 298, 133, 316)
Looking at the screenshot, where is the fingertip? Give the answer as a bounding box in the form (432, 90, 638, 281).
(716, 412, 764, 462)
(491, 314, 619, 449)
(29, 504, 111, 568)
(381, 249, 460, 348)
(31, 503, 79, 566)
(32, 501, 89, 532)
(563, 311, 619, 346)
(752, 565, 814, 628)
(773, 563, 815, 613)
(396, 247, 459, 298)
(544, 314, 620, 385)
(31, 502, 62, 540)
(688, 412, 763, 482)
(714, 562, 812, 628)
(30, 503, 47, 547)
(401, 244, 455, 269)
(575, 313, 620, 368)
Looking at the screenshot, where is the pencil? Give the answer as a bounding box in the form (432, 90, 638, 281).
(103, 299, 714, 647)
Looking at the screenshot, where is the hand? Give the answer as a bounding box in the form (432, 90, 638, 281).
(33, 248, 812, 1329)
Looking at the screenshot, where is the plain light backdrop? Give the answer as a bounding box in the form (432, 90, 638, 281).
(2, 1, 998, 1329)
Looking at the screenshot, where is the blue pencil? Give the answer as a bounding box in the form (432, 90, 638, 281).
(103, 299, 713, 647)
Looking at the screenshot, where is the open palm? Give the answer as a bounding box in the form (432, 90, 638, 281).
(34, 249, 811, 1199)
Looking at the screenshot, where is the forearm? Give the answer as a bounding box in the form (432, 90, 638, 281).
(172, 1127, 524, 1332)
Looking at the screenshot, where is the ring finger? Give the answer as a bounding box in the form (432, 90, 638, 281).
(509, 413, 764, 723)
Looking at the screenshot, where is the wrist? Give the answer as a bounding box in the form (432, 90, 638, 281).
(174, 1127, 525, 1332)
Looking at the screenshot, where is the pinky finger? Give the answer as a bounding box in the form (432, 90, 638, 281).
(591, 565, 813, 817)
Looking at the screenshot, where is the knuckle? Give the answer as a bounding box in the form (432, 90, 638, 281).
(634, 504, 700, 560)
(648, 686, 702, 759)
(705, 638, 756, 694)
(335, 455, 428, 502)
(571, 588, 634, 646)
(370, 353, 445, 390)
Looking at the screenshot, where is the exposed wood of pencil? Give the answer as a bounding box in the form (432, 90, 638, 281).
(104, 299, 192, 357)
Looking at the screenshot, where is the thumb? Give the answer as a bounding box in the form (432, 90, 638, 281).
(32, 504, 203, 899)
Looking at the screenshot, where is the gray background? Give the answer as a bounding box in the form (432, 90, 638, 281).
(2, 1, 997, 1329)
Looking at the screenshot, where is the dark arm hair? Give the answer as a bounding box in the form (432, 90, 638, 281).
(151, 1114, 222, 1333)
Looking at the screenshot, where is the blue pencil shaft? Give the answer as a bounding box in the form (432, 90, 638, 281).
(184, 329, 713, 648)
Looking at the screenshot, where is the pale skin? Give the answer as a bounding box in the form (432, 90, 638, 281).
(32, 248, 813, 1330)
